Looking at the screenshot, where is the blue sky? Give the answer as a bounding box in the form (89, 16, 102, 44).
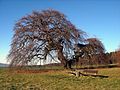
(0, 0, 120, 63)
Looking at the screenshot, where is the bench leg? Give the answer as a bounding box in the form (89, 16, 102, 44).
(76, 71, 80, 77)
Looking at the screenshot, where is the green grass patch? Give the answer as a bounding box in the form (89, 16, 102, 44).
(0, 68, 120, 90)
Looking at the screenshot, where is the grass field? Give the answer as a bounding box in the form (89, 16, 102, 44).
(0, 67, 120, 90)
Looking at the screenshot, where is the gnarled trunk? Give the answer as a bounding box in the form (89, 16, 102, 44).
(57, 45, 68, 69)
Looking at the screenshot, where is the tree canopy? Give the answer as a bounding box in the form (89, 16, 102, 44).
(7, 9, 86, 68)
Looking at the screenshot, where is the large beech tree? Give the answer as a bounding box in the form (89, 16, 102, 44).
(8, 9, 85, 68)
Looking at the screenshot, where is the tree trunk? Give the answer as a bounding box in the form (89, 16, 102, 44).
(57, 45, 68, 69)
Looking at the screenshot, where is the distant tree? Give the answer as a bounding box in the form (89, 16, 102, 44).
(114, 46, 120, 65)
(74, 38, 106, 65)
(116, 46, 120, 65)
(109, 51, 120, 65)
(115, 51, 120, 65)
(7, 9, 86, 69)
(106, 52, 117, 64)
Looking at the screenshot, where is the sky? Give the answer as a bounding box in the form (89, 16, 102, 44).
(0, 0, 120, 63)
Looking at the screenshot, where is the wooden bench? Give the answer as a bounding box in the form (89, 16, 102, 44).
(67, 69, 108, 78)
(67, 71, 82, 77)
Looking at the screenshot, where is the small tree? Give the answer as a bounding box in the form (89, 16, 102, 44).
(114, 46, 120, 65)
(74, 38, 106, 66)
(8, 9, 86, 69)
(116, 51, 120, 65)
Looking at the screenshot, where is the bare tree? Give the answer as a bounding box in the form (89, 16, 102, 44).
(74, 38, 106, 65)
(106, 44, 120, 65)
(7, 9, 86, 69)
(115, 51, 120, 65)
